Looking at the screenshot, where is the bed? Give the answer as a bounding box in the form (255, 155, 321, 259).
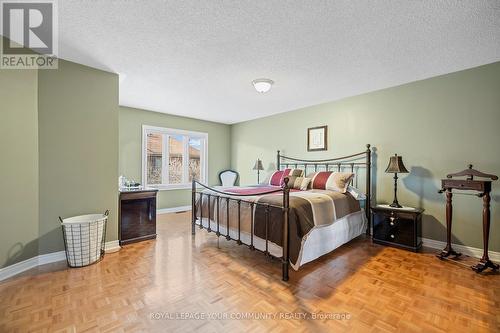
(191, 145, 372, 281)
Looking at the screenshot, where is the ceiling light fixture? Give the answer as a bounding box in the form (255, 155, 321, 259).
(252, 78, 274, 93)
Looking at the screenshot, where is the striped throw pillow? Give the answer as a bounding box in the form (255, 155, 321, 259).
(310, 171, 354, 193)
(310, 171, 332, 189)
(269, 168, 304, 186)
(286, 176, 311, 190)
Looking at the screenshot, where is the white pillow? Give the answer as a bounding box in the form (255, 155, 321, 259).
(324, 172, 355, 193)
(347, 186, 366, 200)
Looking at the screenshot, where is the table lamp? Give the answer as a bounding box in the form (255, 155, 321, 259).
(253, 159, 264, 183)
(385, 154, 409, 208)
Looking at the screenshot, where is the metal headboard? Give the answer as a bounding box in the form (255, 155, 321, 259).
(277, 144, 372, 227)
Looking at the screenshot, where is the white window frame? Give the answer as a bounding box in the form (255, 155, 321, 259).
(142, 125, 208, 190)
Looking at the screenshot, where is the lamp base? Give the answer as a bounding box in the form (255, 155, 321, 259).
(390, 173, 403, 208)
(389, 201, 403, 208)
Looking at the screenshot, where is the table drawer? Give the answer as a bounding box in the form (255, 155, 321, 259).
(372, 211, 417, 248)
(384, 224, 415, 247)
(441, 179, 486, 192)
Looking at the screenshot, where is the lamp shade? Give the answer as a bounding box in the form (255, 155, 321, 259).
(385, 154, 409, 173)
(253, 159, 264, 171)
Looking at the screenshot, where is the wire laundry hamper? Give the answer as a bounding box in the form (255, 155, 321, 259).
(60, 210, 109, 268)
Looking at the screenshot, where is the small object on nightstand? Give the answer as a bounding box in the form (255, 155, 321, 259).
(371, 205, 424, 252)
(385, 154, 409, 208)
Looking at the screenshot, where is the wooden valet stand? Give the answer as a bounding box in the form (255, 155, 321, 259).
(438, 165, 499, 273)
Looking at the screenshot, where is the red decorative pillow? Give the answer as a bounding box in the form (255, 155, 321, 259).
(269, 169, 286, 186)
(311, 171, 333, 189)
(310, 171, 355, 192)
(269, 168, 303, 186)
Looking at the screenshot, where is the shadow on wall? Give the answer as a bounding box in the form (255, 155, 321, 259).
(3, 239, 39, 268)
(403, 167, 466, 246)
(257, 162, 276, 184)
(403, 166, 443, 209)
(422, 214, 464, 246)
(266, 162, 276, 172)
(37, 227, 65, 256)
(403, 166, 443, 242)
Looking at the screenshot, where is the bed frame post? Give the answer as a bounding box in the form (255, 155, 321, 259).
(191, 180, 196, 235)
(277, 150, 281, 170)
(282, 177, 290, 281)
(365, 144, 371, 236)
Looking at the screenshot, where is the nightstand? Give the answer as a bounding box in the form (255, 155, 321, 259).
(371, 205, 424, 252)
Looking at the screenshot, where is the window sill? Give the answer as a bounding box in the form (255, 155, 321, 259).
(147, 184, 205, 191)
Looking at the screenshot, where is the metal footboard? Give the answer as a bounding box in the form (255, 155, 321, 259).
(191, 179, 291, 281)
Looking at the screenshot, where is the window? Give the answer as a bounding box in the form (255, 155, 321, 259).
(142, 125, 208, 189)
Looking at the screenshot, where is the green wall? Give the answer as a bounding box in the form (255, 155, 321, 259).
(38, 60, 119, 254)
(231, 62, 500, 251)
(0, 69, 39, 268)
(119, 106, 231, 209)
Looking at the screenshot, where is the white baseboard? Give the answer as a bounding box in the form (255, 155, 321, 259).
(38, 251, 66, 265)
(0, 257, 39, 282)
(104, 240, 121, 253)
(422, 237, 500, 262)
(157, 205, 192, 215)
(0, 240, 121, 282)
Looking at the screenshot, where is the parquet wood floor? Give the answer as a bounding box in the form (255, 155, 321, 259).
(0, 212, 499, 332)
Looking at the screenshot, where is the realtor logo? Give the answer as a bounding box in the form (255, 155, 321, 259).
(1, 0, 58, 69)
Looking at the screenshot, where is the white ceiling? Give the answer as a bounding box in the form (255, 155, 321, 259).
(58, 1, 500, 124)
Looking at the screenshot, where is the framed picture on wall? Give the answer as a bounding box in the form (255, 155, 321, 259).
(307, 126, 328, 151)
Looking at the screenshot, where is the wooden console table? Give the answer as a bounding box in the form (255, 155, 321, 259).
(119, 187, 158, 245)
(438, 165, 498, 273)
